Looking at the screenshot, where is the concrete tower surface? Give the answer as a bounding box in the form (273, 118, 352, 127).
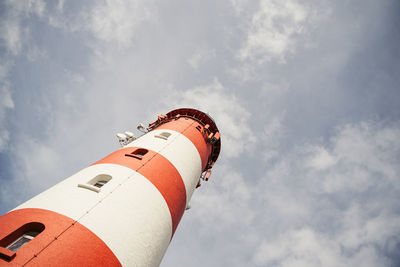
(0, 108, 221, 266)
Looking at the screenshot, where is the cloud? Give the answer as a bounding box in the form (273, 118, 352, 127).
(230, 0, 252, 15)
(164, 79, 256, 158)
(89, 0, 155, 46)
(261, 113, 286, 162)
(44, 0, 155, 44)
(304, 145, 338, 170)
(26, 45, 48, 62)
(252, 121, 400, 266)
(0, 0, 45, 55)
(253, 227, 384, 267)
(0, 64, 14, 151)
(309, 122, 400, 193)
(187, 45, 216, 70)
(0, 24, 22, 56)
(238, 0, 310, 64)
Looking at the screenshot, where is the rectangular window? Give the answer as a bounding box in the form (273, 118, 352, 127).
(125, 148, 148, 160)
(6, 233, 37, 252)
(78, 174, 112, 192)
(93, 180, 107, 188)
(155, 132, 171, 140)
(0, 223, 44, 258)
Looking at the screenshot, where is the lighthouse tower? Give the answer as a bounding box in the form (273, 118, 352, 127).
(0, 108, 221, 266)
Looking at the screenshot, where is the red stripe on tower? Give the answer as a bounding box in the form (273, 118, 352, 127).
(93, 147, 186, 235)
(0, 208, 121, 266)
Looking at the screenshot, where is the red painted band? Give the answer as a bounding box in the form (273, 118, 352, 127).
(0, 208, 121, 266)
(93, 147, 186, 236)
(155, 118, 212, 171)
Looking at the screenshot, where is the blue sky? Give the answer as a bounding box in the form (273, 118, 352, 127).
(1, 0, 400, 266)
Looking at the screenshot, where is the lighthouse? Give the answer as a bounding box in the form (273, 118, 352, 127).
(0, 108, 221, 266)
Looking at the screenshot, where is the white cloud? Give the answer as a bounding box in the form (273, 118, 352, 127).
(165, 79, 256, 158)
(312, 122, 400, 193)
(252, 121, 400, 266)
(12, 138, 63, 192)
(0, 64, 14, 151)
(26, 45, 48, 62)
(56, 0, 65, 13)
(0, 84, 14, 112)
(238, 0, 310, 64)
(190, 163, 254, 232)
(89, 0, 155, 46)
(0, 0, 46, 55)
(230, 0, 249, 15)
(23, 0, 46, 17)
(187, 46, 216, 70)
(253, 208, 399, 267)
(305, 145, 338, 170)
(332, 122, 400, 180)
(46, 0, 155, 42)
(1, 24, 22, 56)
(253, 227, 384, 267)
(261, 113, 285, 162)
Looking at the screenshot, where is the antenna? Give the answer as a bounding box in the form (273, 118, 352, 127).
(116, 133, 128, 146)
(116, 131, 136, 146)
(124, 131, 136, 145)
(137, 123, 147, 133)
(125, 131, 135, 139)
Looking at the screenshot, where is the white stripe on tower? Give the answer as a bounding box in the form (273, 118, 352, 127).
(15, 164, 138, 220)
(77, 172, 173, 267)
(15, 163, 174, 266)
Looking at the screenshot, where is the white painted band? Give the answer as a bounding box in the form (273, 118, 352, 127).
(14, 163, 173, 267)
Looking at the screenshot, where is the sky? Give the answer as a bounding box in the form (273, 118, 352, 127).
(0, 0, 400, 266)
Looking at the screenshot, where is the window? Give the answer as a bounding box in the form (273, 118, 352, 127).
(0, 222, 44, 260)
(93, 180, 107, 188)
(125, 148, 148, 159)
(6, 231, 39, 252)
(155, 132, 171, 140)
(160, 132, 171, 138)
(133, 148, 148, 157)
(78, 174, 112, 193)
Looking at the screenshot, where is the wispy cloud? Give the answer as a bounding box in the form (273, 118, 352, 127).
(0, 0, 45, 55)
(239, 0, 310, 64)
(252, 121, 400, 266)
(0, 64, 14, 151)
(165, 79, 256, 158)
(89, 0, 156, 46)
(187, 45, 216, 70)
